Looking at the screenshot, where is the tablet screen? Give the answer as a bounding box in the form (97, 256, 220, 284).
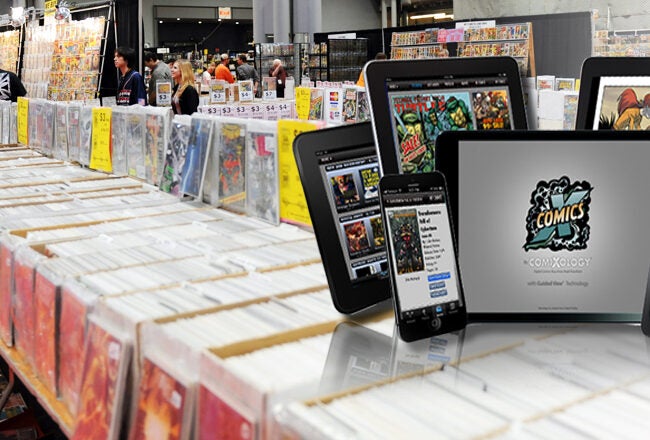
(317, 145, 388, 282)
(386, 74, 514, 173)
(591, 77, 650, 130)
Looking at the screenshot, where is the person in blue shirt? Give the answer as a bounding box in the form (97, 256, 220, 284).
(114, 46, 147, 105)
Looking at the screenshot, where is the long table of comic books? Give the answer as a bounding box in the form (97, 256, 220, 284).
(2, 99, 650, 439)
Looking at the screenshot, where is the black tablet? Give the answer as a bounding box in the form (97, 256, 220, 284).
(294, 122, 390, 314)
(364, 56, 528, 175)
(575, 57, 650, 130)
(436, 130, 650, 322)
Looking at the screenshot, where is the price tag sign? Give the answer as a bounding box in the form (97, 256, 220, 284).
(294, 87, 311, 120)
(89, 107, 112, 173)
(210, 81, 227, 104)
(238, 80, 254, 102)
(17, 97, 29, 145)
(156, 81, 172, 106)
(263, 90, 277, 100)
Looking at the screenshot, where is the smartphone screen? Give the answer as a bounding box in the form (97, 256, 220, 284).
(381, 173, 466, 340)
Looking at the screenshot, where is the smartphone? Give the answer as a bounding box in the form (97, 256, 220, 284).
(379, 171, 467, 342)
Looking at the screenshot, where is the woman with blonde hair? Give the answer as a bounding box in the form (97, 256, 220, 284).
(171, 59, 199, 115)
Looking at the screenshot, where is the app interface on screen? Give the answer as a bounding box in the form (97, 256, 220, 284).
(385, 74, 513, 173)
(318, 146, 388, 282)
(383, 186, 462, 318)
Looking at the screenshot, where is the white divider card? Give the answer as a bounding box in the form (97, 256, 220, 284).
(263, 76, 277, 100)
(156, 81, 172, 106)
(234, 104, 252, 119)
(0, 102, 9, 144)
(246, 120, 279, 224)
(9, 103, 17, 145)
(210, 80, 227, 104)
(220, 104, 235, 118)
(199, 105, 222, 117)
(250, 103, 265, 120)
(239, 80, 255, 102)
(263, 102, 278, 121)
(278, 101, 293, 119)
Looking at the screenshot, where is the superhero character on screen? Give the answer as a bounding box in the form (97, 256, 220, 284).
(440, 96, 473, 131)
(396, 111, 434, 173)
(612, 88, 650, 130)
(393, 221, 424, 274)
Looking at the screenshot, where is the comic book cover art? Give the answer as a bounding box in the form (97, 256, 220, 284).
(0, 244, 12, 346)
(219, 122, 246, 209)
(342, 87, 358, 122)
(53, 103, 69, 160)
(129, 358, 188, 440)
(72, 321, 129, 440)
(33, 272, 58, 393)
(370, 215, 385, 247)
(79, 106, 93, 166)
(145, 113, 164, 185)
(127, 112, 146, 179)
(41, 102, 55, 156)
(197, 385, 256, 440)
(309, 88, 324, 120)
(67, 104, 81, 163)
(563, 94, 579, 130)
(111, 109, 128, 175)
(357, 90, 370, 122)
(180, 116, 213, 197)
(160, 116, 192, 196)
(59, 287, 89, 415)
(344, 220, 371, 255)
(359, 166, 379, 200)
(330, 173, 360, 206)
(246, 129, 279, 224)
(387, 209, 424, 274)
(472, 90, 511, 130)
(597, 86, 650, 130)
(391, 92, 473, 173)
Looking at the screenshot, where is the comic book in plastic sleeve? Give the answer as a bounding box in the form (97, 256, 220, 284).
(72, 316, 131, 440)
(342, 87, 358, 123)
(41, 100, 55, 157)
(9, 102, 17, 144)
(159, 114, 192, 196)
(144, 108, 170, 186)
(67, 103, 82, 163)
(246, 120, 279, 224)
(126, 108, 146, 179)
(218, 120, 247, 212)
(180, 114, 214, 198)
(33, 267, 63, 393)
(27, 99, 43, 151)
(53, 102, 69, 160)
(111, 107, 128, 175)
(79, 105, 93, 166)
(1, 102, 9, 144)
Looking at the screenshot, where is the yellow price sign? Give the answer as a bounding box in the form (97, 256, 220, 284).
(294, 87, 311, 121)
(89, 107, 113, 173)
(16, 97, 29, 145)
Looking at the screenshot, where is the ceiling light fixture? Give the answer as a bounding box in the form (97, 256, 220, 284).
(410, 12, 453, 20)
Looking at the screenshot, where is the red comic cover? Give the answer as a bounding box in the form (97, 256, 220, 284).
(197, 385, 256, 440)
(129, 358, 188, 440)
(33, 271, 58, 393)
(12, 259, 36, 365)
(72, 321, 129, 440)
(58, 286, 90, 415)
(0, 243, 13, 345)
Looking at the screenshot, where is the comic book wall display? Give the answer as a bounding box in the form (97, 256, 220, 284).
(126, 110, 146, 180)
(0, 30, 20, 73)
(48, 17, 106, 101)
(246, 120, 279, 224)
(160, 115, 192, 196)
(22, 23, 56, 99)
(111, 107, 128, 175)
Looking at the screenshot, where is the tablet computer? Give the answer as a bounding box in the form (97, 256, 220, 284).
(294, 122, 390, 313)
(436, 130, 650, 322)
(364, 56, 527, 175)
(575, 57, 650, 130)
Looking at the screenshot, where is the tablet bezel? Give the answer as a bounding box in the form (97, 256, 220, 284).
(294, 122, 391, 314)
(364, 56, 528, 176)
(435, 129, 650, 322)
(575, 57, 650, 130)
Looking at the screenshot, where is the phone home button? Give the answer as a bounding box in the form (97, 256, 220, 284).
(431, 318, 442, 330)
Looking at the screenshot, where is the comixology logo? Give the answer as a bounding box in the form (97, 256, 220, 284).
(524, 176, 592, 251)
